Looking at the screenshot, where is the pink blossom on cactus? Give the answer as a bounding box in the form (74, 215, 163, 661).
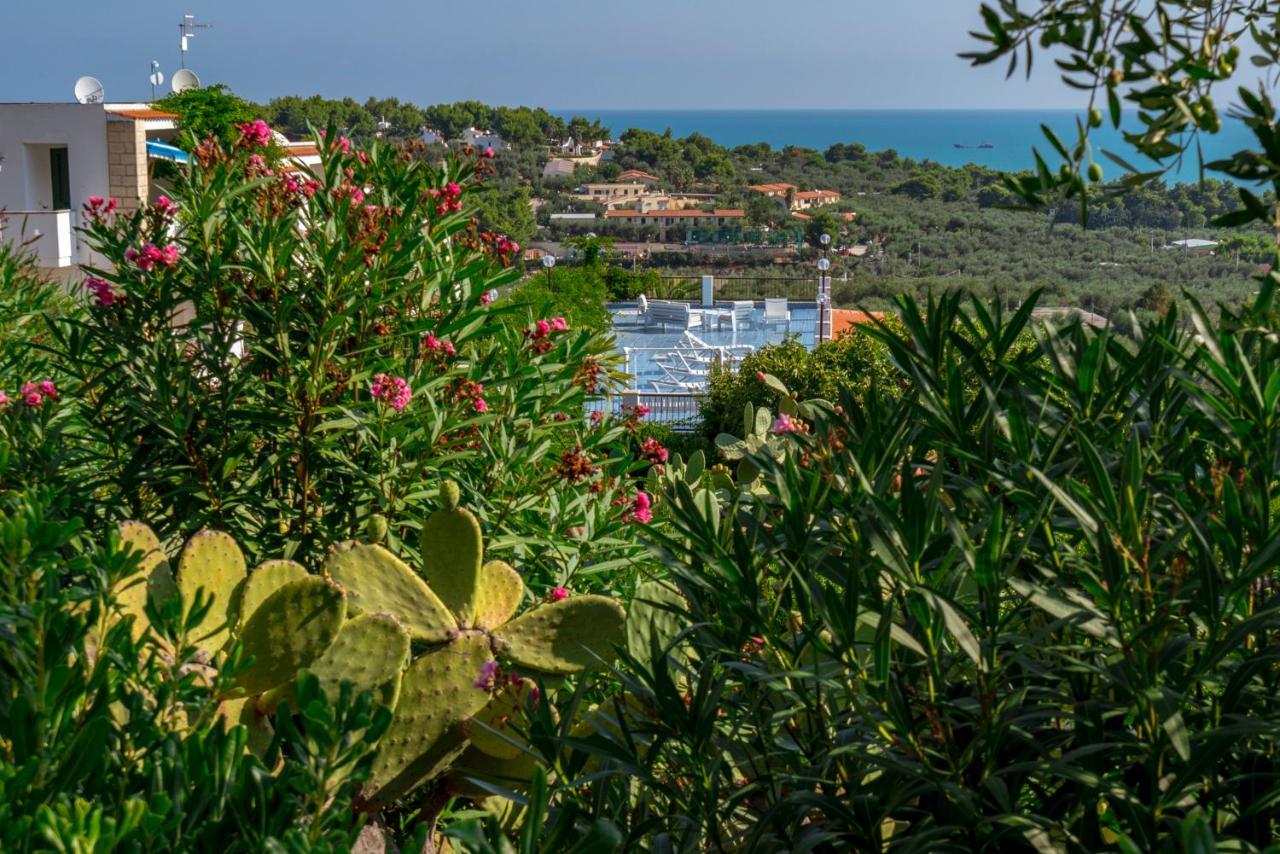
(772, 414, 798, 433)
(474, 659, 501, 690)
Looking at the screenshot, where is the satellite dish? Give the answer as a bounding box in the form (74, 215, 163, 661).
(74, 76, 105, 104)
(149, 71, 165, 87)
(171, 68, 200, 93)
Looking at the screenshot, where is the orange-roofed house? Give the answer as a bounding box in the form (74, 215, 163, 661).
(604, 208, 745, 240)
(617, 169, 660, 184)
(791, 189, 841, 211)
(748, 182, 796, 199)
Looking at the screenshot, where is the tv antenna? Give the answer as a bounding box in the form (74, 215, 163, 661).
(73, 76, 105, 104)
(178, 14, 213, 68)
(149, 61, 164, 100)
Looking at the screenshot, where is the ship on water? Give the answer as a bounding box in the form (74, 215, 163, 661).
(954, 140, 995, 149)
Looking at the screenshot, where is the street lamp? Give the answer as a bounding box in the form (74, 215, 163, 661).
(542, 253, 556, 289)
(817, 241, 832, 342)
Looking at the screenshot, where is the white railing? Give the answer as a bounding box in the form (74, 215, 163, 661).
(0, 210, 75, 268)
(587, 389, 705, 430)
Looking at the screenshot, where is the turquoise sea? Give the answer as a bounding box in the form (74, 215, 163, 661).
(554, 109, 1254, 183)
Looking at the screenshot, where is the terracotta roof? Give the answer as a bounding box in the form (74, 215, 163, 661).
(831, 310, 887, 338)
(617, 169, 659, 181)
(748, 182, 796, 193)
(840, 212, 857, 222)
(605, 208, 744, 219)
(286, 143, 320, 157)
(107, 108, 178, 120)
(790, 212, 812, 221)
(794, 189, 841, 200)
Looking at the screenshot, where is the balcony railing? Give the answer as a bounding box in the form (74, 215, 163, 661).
(586, 389, 705, 431)
(0, 210, 75, 268)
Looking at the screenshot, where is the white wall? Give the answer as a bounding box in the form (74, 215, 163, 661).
(0, 104, 109, 267)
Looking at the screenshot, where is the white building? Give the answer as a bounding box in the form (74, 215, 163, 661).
(462, 127, 509, 152)
(421, 127, 444, 145)
(0, 102, 178, 274)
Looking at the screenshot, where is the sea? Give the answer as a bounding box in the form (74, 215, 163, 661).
(553, 109, 1255, 183)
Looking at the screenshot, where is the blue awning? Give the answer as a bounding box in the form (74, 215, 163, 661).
(146, 140, 189, 163)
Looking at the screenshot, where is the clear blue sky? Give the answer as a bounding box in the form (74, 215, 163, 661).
(0, 1, 1118, 109)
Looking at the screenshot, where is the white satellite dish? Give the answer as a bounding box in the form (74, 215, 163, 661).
(73, 76, 105, 104)
(171, 68, 200, 93)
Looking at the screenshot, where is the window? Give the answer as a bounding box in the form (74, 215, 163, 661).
(49, 147, 70, 210)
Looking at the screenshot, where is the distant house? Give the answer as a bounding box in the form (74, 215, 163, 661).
(559, 136, 605, 156)
(1164, 237, 1219, 251)
(791, 189, 841, 211)
(617, 169, 660, 184)
(748, 182, 797, 199)
(542, 158, 578, 178)
(575, 182, 649, 202)
(462, 127, 510, 151)
(420, 127, 444, 145)
(604, 208, 745, 240)
(549, 212, 598, 222)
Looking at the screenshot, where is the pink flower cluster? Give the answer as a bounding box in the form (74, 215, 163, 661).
(83, 196, 118, 220)
(480, 289, 497, 305)
(624, 403, 651, 419)
(371, 374, 412, 412)
(772, 414, 799, 433)
(474, 659, 501, 690)
(246, 153, 274, 177)
(483, 146, 496, 159)
(84, 276, 122, 307)
(526, 317, 569, 353)
(322, 131, 352, 155)
(125, 243, 180, 273)
(18, 380, 57, 408)
(627, 491, 653, 525)
(282, 174, 321, 198)
(640, 437, 669, 464)
(550, 586, 569, 601)
(152, 194, 177, 219)
(332, 181, 365, 203)
(422, 333, 457, 359)
(427, 182, 463, 215)
(237, 119, 272, 148)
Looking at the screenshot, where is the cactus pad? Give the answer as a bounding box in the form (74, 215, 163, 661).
(231, 577, 346, 696)
(472, 560, 523, 630)
(324, 541, 456, 642)
(363, 631, 495, 808)
(115, 521, 179, 639)
(494, 596, 625, 674)
(177, 529, 247, 654)
(626, 580, 687, 662)
(308, 613, 411, 704)
(420, 503, 483, 625)
(219, 695, 274, 757)
(239, 559, 309, 626)
(468, 676, 537, 760)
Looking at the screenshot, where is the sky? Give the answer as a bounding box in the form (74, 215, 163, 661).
(0, 1, 1210, 110)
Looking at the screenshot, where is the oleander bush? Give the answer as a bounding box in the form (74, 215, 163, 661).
(508, 284, 1280, 850)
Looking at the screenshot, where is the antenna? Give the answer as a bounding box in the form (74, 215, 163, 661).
(178, 14, 213, 68)
(73, 76, 105, 104)
(149, 61, 164, 101)
(171, 68, 200, 93)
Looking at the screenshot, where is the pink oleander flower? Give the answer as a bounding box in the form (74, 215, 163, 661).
(640, 437, 669, 464)
(237, 119, 272, 148)
(551, 316, 568, 332)
(550, 586, 569, 601)
(535, 320, 551, 338)
(87, 195, 103, 208)
(303, 179, 321, 197)
(83, 196, 118, 220)
(483, 146, 495, 158)
(0, 391, 9, 407)
(371, 373, 412, 412)
(36, 380, 57, 400)
(20, 381, 53, 408)
(423, 333, 441, 351)
(590, 409, 604, 425)
(84, 276, 120, 307)
(443, 340, 456, 357)
(772, 414, 798, 433)
(630, 491, 653, 525)
(755, 371, 767, 383)
(474, 659, 501, 690)
(480, 289, 496, 305)
(339, 136, 352, 155)
(132, 242, 180, 272)
(629, 403, 651, 419)
(473, 398, 488, 413)
(153, 194, 176, 218)
(22, 392, 42, 407)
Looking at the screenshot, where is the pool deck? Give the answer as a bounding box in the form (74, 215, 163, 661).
(609, 301, 817, 391)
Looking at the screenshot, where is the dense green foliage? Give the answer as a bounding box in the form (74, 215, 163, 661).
(155, 84, 261, 148)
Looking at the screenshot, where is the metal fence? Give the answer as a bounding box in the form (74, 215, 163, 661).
(656, 275, 818, 302)
(585, 390, 705, 432)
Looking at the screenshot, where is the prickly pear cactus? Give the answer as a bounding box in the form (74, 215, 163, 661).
(114, 520, 179, 640)
(177, 529, 248, 653)
(327, 486, 627, 809)
(239, 559, 309, 625)
(232, 577, 347, 696)
(626, 580, 688, 662)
